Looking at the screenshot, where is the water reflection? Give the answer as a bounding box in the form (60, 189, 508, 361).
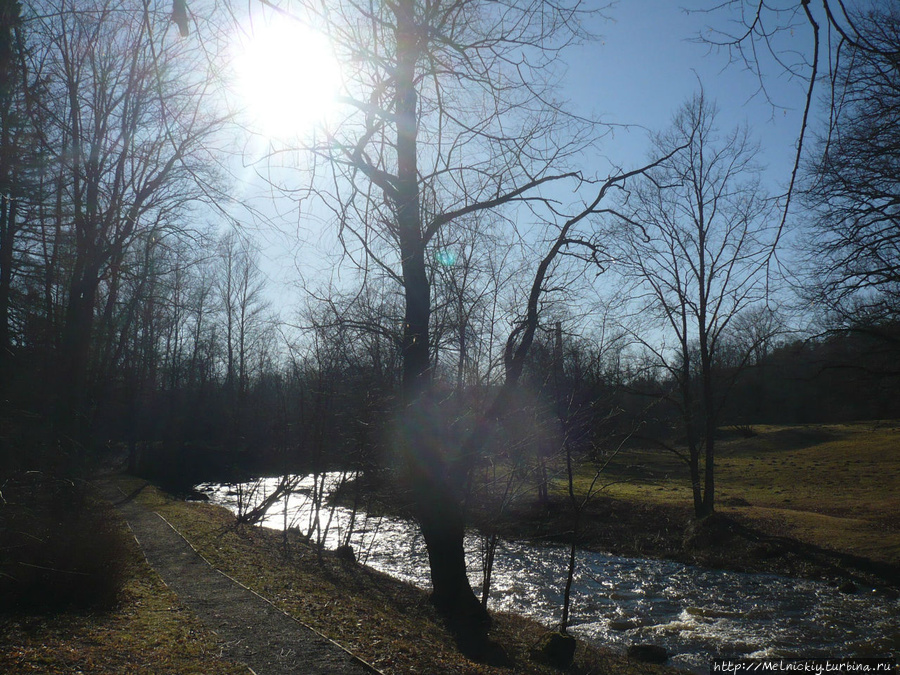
(195, 475, 899, 672)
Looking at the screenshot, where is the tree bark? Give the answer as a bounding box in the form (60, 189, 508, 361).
(393, 0, 486, 632)
(0, 2, 21, 391)
(56, 267, 101, 453)
(0, 195, 14, 375)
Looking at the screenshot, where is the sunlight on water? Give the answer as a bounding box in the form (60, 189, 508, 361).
(195, 474, 900, 672)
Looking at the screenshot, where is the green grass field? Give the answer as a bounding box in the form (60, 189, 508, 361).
(565, 422, 900, 567)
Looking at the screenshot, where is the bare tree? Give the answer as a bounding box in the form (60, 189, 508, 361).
(699, 0, 900, 250)
(23, 0, 225, 452)
(238, 0, 608, 636)
(216, 230, 270, 405)
(725, 304, 786, 367)
(610, 94, 777, 518)
(0, 0, 26, 380)
(801, 4, 900, 323)
(429, 225, 509, 393)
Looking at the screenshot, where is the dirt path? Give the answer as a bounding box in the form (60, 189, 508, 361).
(97, 482, 379, 675)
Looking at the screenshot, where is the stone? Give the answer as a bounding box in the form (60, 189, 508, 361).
(538, 631, 576, 669)
(627, 644, 669, 664)
(608, 618, 642, 631)
(838, 581, 858, 594)
(335, 544, 356, 563)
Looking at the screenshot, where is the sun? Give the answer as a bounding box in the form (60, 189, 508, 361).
(234, 19, 342, 139)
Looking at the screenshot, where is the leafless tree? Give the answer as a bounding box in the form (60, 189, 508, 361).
(698, 0, 900, 252)
(20, 0, 225, 452)
(610, 94, 777, 518)
(800, 4, 900, 324)
(216, 230, 270, 405)
(725, 304, 787, 367)
(229, 0, 710, 643)
(0, 0, 31, 382)
(235, 0, 611, 635)
(559, 420, 626, 638)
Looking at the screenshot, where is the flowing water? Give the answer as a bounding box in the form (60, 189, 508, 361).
(194, 474, 899, 672)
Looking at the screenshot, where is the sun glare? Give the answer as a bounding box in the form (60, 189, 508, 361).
(234, 19, 341, 139)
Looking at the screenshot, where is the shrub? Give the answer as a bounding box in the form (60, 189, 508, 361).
(0, 472, 129, 611)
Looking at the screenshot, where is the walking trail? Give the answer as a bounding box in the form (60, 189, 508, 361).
(97, 481, 380, 675)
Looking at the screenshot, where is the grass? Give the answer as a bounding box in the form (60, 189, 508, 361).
(7, 421, 891, 673)
(714, 423, 900, 565)
(106, 475, 681, 675)
(0, 492, 248, 675)
(560, 421, 900, 570)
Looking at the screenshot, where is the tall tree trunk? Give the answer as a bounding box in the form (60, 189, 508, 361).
(0, 0, 20, 393)
(680, 341, 705, 517)
(560, 439, 579, 634)
(700, 344, 716, 517)
(393, 0, 486, 633)
(0, 195, 14, 376)
(689, 444, 704, 517)
(57, 268, 101, 454)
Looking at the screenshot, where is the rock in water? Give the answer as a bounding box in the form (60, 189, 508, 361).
(838, 581, 858, 594)
(627, 644, 669, 664)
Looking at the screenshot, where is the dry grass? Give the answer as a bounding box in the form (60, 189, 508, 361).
(110, 475, 681, 675)
(0, 496, 248, 675)
(4, 422, 893, 674)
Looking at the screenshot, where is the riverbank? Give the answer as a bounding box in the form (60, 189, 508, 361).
(5, 422, 893, 673)
(1, 475, 683, 674)
(480, 422, 900, 594)
(344, 422, 899, 594)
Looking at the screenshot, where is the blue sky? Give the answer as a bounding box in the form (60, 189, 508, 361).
(239, 0, 825, 309)
(565, 1, 814, 194)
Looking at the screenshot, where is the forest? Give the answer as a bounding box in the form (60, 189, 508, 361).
(1, 0, 898, 672)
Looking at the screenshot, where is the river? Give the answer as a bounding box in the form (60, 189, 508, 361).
(194, 474, 899, 672)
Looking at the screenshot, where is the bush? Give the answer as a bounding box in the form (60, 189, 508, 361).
(0, 472, 129, 611)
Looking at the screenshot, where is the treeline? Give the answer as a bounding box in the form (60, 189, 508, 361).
(1, 0, 219, 471)
(724, 329, 900, 425)
(1, 0, 899, 502)
(3, 0, 900, 639)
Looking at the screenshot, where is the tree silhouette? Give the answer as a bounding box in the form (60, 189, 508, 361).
(610, 94, 777, 517)
(238, 0, 608, 638)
